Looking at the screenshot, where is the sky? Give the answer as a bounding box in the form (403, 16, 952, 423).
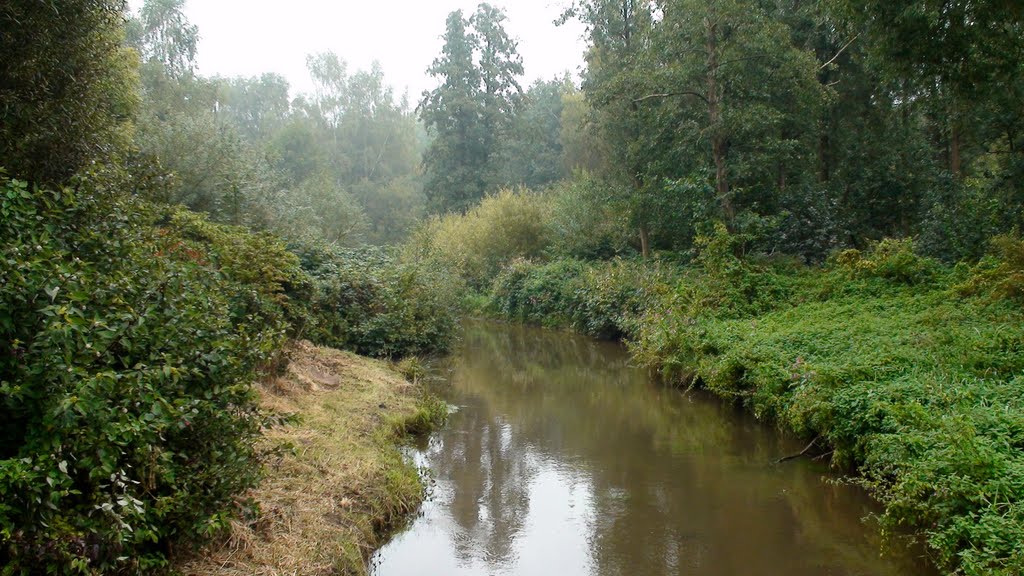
(129, 0, 588, 102)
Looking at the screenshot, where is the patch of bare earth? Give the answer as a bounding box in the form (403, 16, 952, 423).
(177, 341, 423, 576)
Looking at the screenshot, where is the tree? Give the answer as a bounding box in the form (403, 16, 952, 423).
(419, 5, 524, 213)
(215, 73, 292, 142)
(420, 10, 487, 213)
(128, 0, 199, 80)
(831, 0, 1024, 178)
(561, 0, 658, 255)
(647, 0, 824, 229)
(496, 77, 572, 189)
(0, 0, 138, 184)
(559, 84, 609, 174)
(472, 3, 525, 188)
(293, 52, 423, 243)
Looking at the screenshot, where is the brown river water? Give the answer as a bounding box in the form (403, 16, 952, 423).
(370, 321, 935, 576)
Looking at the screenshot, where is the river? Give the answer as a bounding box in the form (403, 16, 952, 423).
(370, 321, 934, 576)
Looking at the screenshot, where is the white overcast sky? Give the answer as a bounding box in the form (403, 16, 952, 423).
(128, 0, 587, 102)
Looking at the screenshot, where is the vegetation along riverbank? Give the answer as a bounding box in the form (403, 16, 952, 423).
(3, 0, 1024, 574)
(176, 341, 445, 576)
(410, 194, 1024, 575)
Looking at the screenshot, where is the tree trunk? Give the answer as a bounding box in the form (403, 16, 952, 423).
(950, 121, 962, 178)
(818, 129, 831, 183)
(639, 225, 650, 258)
(705, 14, 734, 227)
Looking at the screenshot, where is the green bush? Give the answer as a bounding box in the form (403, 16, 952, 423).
(490, 258, 587, 328)
(294, 244, 460, 358)
(408, 189, 551, 289)
(956, 234, 1024, 302)
(161, 209, 315, 339)
(545, 175, 634, 259)
(832, 238, 939, 286)
(489, 257, 673, 340)
(0, 174, 284, 573)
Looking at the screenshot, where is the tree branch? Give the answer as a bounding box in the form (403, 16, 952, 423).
(710, 54, 771, 72)
(633, 91, 710, 105)
(774, 436, 820, 464)
(819, 34, 860, 71)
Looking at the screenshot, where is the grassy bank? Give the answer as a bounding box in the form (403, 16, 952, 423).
(476, 236, 1024, 575)
(176, 341, 444, 576)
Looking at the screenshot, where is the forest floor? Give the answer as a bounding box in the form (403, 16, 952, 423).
(176, 341, 435, 576)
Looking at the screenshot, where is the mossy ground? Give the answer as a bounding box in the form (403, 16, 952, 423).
(177, 341, 441, 576)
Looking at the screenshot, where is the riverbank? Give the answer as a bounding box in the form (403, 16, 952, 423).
(481, 238, 1024, 575)
(177, 341, 444, 576)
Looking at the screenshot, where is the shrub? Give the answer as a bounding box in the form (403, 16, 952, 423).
(490, 257, 674, 340)
(161, 209, 315, 339)
(546, 175, 633, 259)
(409, 189, 551, 289)
(832, 238, 938, 285)
(0, 174, 280, 573)
(294, 244, 460, 358)
(956, 234, 1024, 302)
(490, 258, 587, 327)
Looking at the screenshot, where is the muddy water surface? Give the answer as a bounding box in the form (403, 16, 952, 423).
(370, 322, 934, 576)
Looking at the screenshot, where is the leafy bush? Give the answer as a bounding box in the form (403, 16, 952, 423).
(490, 258, 587, 327)
(545, 175, 634, 259)
(294, 244, 460, 358)
(490, 257, 673, 340)
(0, 174, 285, 573)
(408, 189, 551, 289)
(161, 209, 315, 339)
(956, 234, 1024, 302)
(918, 178, 1009, 263)
(832, 238, 939, 285)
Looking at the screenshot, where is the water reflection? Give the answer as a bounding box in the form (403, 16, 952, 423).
(371, 322, 933, 576)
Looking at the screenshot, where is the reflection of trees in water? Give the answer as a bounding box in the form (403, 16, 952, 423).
(430, 388, 537, 569)
(427, 322, 929, 576)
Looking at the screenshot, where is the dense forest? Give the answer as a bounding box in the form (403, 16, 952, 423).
(2, 0, 1023, 574)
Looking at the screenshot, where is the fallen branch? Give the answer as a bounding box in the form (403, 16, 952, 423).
(812, 450, 835, 462)
(774, 436, 820, 464)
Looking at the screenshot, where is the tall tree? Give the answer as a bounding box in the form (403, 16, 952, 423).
(831, 0, 1024, 178)
(419, 10, 485, 213)
(472, 3, 525, 188)
(129, 0, 199, 79)
(0, 0, 138, 184)
(420, 5, 524, 213)
(293, 52, 423, 243)
(648, 0, 824, 227)
(561, 0, 658, 255)
(496, 77, 572, 189)
(215, 73, 292, 142)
